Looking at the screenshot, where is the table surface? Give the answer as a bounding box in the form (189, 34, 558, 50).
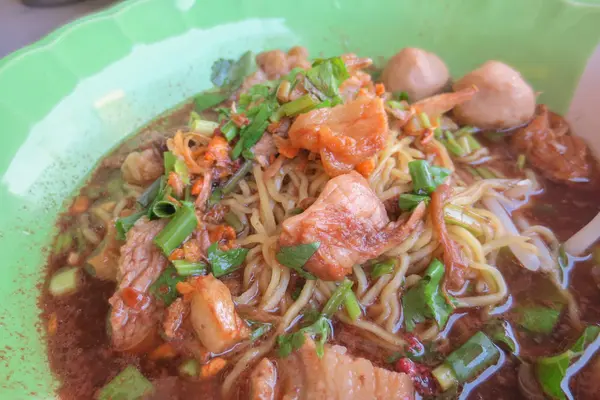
(0, 0, 116, 58)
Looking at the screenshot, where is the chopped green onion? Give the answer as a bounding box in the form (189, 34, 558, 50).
(371, 259, 396, 278)
(322, 280, 353, 318)
(457, 135, 471, 155)
(116, 211, 146, 240)
(444, 204, 484, 237)
(137, 177, 162, 209)
(465, 134, 481, 151)
(151, 200, 178, 219)
(222, 160, 254, 195)
(97, 365, 154, 400)
(190, 118, 219, 137)
(221, 120, 239, 142)
(242, 148, 255, 160)
(150, 266, 185, 306)
(394, 91, 410, 102)
(465, 165, 480, 179)
(154, 202, 198, 256)
(442, 131, 466, 156)
(248, 321, 272, 342)
(454, 126, 477, 137)
(275, 242, 320, 280)
(516, 306, 561, 334)
(207, 242, 249, 277)
(49, 267, 80, 297)
(52, 232, 73, 256)
(344, 290, 362, 321)
(224, 211, 244, 233)
(232, 103, 273, 158)
(434, 127, 444, 139)
(418, 112, 432, 129)
(408, 160, 451, 195)
(386, 100, 407, 110)
(432, 363, 458, 392)
(172, 260, 208, 276)
(398, 193, 430, 211)
(179, 359, 199, 378)
(208, 188, 223, 206)
(442, 332, 500, 384)
(475, 167, 496, 179)
(517, 154, 526, 170)
(279, 94, 320, 117)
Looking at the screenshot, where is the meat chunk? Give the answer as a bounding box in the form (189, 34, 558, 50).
(109, 218, 168, 352)
(253, 133, 278, 168)
(279, 172, 425, 280)
(287, 97, 389, 176)
(381, 48, 450, 101)
(163, 298, 189, 339)
(249, 358, 277, 400)
(275, 340, 414, 399)
(453, 60, 536, 130)
(189, 274, 250, 354)
(511, 105, 592, 184)
(256, 47, 311, 80)
(121, 148, 164, 186)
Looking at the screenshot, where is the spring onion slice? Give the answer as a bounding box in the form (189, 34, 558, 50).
(398, 194, 430, 211)
(343, 290, 362, 321)
(222, 160, 254, 195)
(154, 202, 198, 256)
(172, 260, 208, 276)
(436, 332, 500, 386)
(49, 267, 80, 297)
(179, 359, 199, 378)
(151, 200, 179, 219)
(116, 211, 146, 240)
(137, 177, 162, 209)
(322, 280, 353, 318)
(224, 211, 244, 233)
(371, 259, 396, 278)
(97, 366, 154, 400)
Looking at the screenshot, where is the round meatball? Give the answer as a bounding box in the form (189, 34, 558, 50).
(453, 61, 536, 130)
(381, 48, 449, 101)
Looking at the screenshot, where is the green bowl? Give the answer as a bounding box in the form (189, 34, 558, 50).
(1, 0, 600, 397)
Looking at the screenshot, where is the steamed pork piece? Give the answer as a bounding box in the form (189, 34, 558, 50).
(511, 105, 592, 184)
(381, 48, 450, 101)
(189, 274, 250, 353)
(250, 340, 415, 400)
(287, 97, 388, 176)
(109, 218, 168, 352)
(452, 60, 536, 129)
(120, 148, 164, 185)
(279, 171, 425, 281)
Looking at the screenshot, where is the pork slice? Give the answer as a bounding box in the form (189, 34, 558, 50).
(279, 171, 425, 281)
(275, 340, 414, 400)
(109, 218, 168, 351)
(121, 148, 164, 186)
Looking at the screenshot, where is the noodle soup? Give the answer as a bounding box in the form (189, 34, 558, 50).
(41, 48, 600, 399)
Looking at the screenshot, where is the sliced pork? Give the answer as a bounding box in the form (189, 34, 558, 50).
(279, 172, 425, 281)
(108, 218, 168, 352)
(250, 340, 415, 400)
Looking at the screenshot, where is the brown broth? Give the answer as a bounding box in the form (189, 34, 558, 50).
(40, 120, 600, 399)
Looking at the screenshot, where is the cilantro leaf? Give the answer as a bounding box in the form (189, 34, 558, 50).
(402, 258, 453, 332)
(207, 242, 249, 277)
(150, 266, 186, 306)
(195, 51, 255, 112)
(535, 325, 600, 399)
(276, 242, 320, 280)
(276, 315, 331, 358)
(483, 319, 518, 353)
(304, 57, 350, 106)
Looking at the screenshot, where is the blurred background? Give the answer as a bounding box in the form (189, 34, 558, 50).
(0, 0, 116, 58)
